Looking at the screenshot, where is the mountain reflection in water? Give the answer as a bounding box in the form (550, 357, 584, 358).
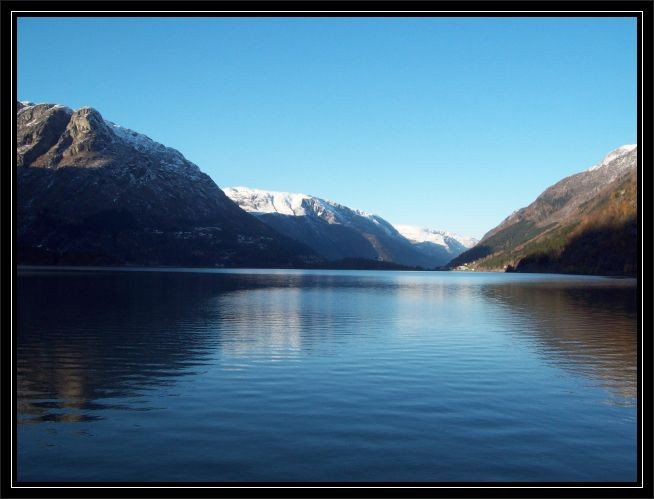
(480, 281, 637, 403)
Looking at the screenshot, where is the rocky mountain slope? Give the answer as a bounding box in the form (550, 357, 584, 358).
(448, 145, 638, 276)
(224, 187, 475, 268)
(16, 101, 320, 267)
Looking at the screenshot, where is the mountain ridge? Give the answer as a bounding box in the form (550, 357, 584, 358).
(224, 186, 475, 267)
(394, 225, 478, 256)
(17, 101, 635, 275)
(448, 144, 638, 276)
(16, 101, 321, 268)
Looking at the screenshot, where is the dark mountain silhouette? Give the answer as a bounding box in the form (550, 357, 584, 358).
(16, 101, 321, 268)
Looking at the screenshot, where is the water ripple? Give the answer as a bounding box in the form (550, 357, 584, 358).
(16, 269, 637, 482)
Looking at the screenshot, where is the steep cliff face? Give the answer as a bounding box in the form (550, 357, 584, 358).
(449, 145, 638, 276)
(16, 102, 319, 267)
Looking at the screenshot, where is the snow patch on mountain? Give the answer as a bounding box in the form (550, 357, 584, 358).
(587, 144, 637, 172)
(394, 224, 478, 250)
(18, 102, 73, 119)
(109, 122, 181, 159)
(224, 187, 312, 216)
(224, 187, 387, 226)
(106, 120, 201, 175)
(224, 186, 475, 266)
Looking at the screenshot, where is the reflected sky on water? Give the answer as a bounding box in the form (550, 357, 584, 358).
(16, 268, 638, 482)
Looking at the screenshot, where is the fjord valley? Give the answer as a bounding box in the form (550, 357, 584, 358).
(16, 101, 637, 277)
(15, 107, 640, 484)
(14, 16, 640, 487)
(16, 101, 475, 270)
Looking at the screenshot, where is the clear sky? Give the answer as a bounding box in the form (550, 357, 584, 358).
(17, 17, 637, 239)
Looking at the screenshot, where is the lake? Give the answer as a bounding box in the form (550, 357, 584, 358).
(15, 268, 638, 483)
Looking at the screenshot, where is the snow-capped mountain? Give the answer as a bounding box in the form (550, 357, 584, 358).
(16, 101, 318, 267)
(224, 187, 471, 267)
(224, 187, 397, 232)
(393, 225, 478, 256)
(225, 188, 313, 216)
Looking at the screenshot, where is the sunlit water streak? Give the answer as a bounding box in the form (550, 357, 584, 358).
(16, 268, 637, 482)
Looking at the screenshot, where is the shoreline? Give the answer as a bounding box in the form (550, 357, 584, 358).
(15, 264, 638, 280)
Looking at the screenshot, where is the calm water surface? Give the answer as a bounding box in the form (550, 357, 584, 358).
(16, 268, 638, 482)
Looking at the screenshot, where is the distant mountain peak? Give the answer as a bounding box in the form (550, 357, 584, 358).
(223, 186, 379, 222)
(224, 186, 313, 216)
(225, 186, 473, 267)
(394, 224, 478, 250)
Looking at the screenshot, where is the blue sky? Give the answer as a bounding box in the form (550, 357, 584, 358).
(17, 17, 637, 239)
